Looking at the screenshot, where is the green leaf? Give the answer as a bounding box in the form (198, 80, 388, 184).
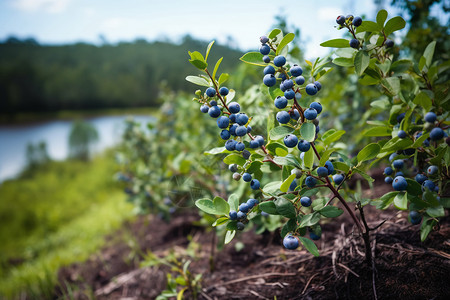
(376, 10, 388, 27)
(300, 123, 316, 142)
(212, 216, 229, 227)
(275, 198, 297, 219)
(381, 77, 400, 96)
(212, 57, 223, 81)
(276, 33, 295, 55)
(281, 219, 298, 238)
(213, 196, 230, 215)
(280, 173, 296, 193)
(218, 73, 229, 85)
(224, 230, 236, 244)
(228, 194, 239, 212)
(268, 28, 281, 39)
(204, 146, 227, 155)
(299, 212, 321, 227)
(426, 206, 445, 218)
(270, 126, 295, 140)
(357, 21, 381, 33)
(354, 51, 370, 76)
(420, 217, 435, 241)
(393, 192, 407, 210)
(273, 154, 301, 168)
(188, 51, 208, 70)
(195, 196, 230, 216)
(298, 237, 319, 257)
(240, 52, 266, 66)
(333, 57, 354, 67)
(259, 201, 279, 215)
(320, 39, 350, 48)
(413, 91, 432, 111)
(319, 206, 344, 218)
(357, 143, 381, 163)
(268, 86, 284, 99)
(185, 75, 210, 87)
(376, 191, 399, 209)
(384, 16, 406, 36)
(303, 147, 314, 170)
(263, 181, 282, 194)
(423, 41, 436, 67)
(381, 137, 413, 152)
(223, 154, 246, 166)
(266, 142, 288, 157)
(205, 40, 215, 62)
(405, 179, 422, 196)
(323, 130, 345, 146)
(353, 168, 375, 182)
(334, 161, 350, 173)
(363, 126, 392, 137)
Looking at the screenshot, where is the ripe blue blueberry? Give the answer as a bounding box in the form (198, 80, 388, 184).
(217, 116, 230, 129)
(255, 135, 265, 146)
(273, 55, 286, 67)
(389, 152, 398, 162)
(304, 108, 318, 120)
(229, 123, 238, 136)
(229, 114, 236, 122)
(317, 167, 328, 177)
(290, 64, 303, 76)
(385, 177, 393, 184)
(263, 74, 276, 87)
(352, 16, 362, 27)
(249, 139, 260, 148)
(424, 112, 437, 123)
(397, 113, 405, 123)
(274, 96, 288, 109)
(415, 174, 427, 184)
(349, 38, 360, 49)
(384, 167, 393, 175)
(263, 55, 270, 63)
(430, 127, 444, 141)
(313, 81, 322, 91)
(309, 102, 322, 114)
(309, 231, 321, 240)
(209, 100, 218, 106)
(229, 210, 237, 220)
(305, 176, 317, 188)
(325, 161, 334, 174)
(385, 39, 394, 48)
(300, 196, 312, 207)
(297, 139, 311, 152)
(333, 174, 344, 185)
(295, 76, 305, 85)
(305, 83, 318, 96)
(392, 176, 408, 191)
(289, 180, 297, 191)
(225, 139, 237, 151)
(236, 222, 245, 231)
(208, 106, 221, 118)
(260, 35, 269, 44)
(235, 125, 247, 136)
(220, 129, 231, 140)
(290, 109, 300, 121)
(228, 102, 240, 114)
(282, 79, 294, 90)
(422, 180, 435, 191)
(427, 165, 438, 175)
(206, 87, 216, 97)
(236, 113, 249, 125)
(237, 211, 246, 220)
(242, 150, 251, 159)
(398, 130, 407, 139)
(396, 171, 404, 177)
(247, 198, 258, 207)
(336, 15, 346, 25)
(219, 87, 229, 96)
(260, 44, 270, 55)
(250, 179, 261, 190)
(264, 65, 276, 75)
(235, 142, 245, 151)
(279, 82, 287, 92)
(200, 104, 209, 113)
(229, 164, 238, 172)
(393, 159, 404, 169)
(278, 73, 287, 81)
(247, 125, 252, 133)
(283, 235, 299, 250)
(284, 134, 299, 148)
(239, 203, 250, 213)
(410, 212, 422, 225)
(277, 111, 291, 124)
(284, 89, 295, 100)
(242, 173, 252, 182)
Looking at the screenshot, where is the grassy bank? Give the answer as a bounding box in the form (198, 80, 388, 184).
(0, 151, 134, 299)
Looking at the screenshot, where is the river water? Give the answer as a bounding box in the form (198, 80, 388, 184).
(0, 115, 153, 182)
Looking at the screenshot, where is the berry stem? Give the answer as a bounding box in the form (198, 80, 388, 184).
(205, 68, 231, 113)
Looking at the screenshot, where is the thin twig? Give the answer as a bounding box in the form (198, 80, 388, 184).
(302, 273, 320, 294)
(337, 263, 360, 278)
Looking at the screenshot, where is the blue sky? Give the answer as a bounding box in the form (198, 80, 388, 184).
(0, 0, 419, 58)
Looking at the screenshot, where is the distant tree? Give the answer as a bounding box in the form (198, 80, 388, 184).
(68, 120, 99, 161)
(25, 141, 50, 169)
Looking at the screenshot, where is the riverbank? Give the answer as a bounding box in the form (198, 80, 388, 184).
(0, 150, 134, 299)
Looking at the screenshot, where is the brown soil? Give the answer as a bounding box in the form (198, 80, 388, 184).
(56, 175, 450, 300)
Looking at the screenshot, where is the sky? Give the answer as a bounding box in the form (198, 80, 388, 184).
(0, 0, 414, 59)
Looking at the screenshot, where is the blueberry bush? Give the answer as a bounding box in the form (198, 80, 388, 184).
(186, 10, 449, 264)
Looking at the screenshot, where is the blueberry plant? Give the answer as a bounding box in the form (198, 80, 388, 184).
(186, 10, 449, 265)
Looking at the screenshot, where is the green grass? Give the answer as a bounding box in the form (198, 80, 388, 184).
(0, 151, 134, 299)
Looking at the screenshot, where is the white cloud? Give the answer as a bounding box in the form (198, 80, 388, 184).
(318, 7, 343, 21)
(12, 0, 71, 13)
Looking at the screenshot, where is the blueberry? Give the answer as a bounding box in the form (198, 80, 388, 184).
(239, 203, 250, 213)
(208, 106, 221, 118)
(393, 159, 404, 169)
(263, 55, 271, 63)
(282, 79, 294, 90)
(279, 82, 287, 92)
(220, 130, 230, 140)
(389, 152, 398, 162)
(206, 87, 216, 97)
(263, 74, 276, 87)
(200, 104, 209, 113)
(392, 176, 407, 191)
(427, 165, 438, 175)
(397, 113, 405, 123)
(229, 114, 236, 122)
(410, 214, 422, 225)
(229, 163, 238, 172)
(228, 102, 240, 114)
(255, 135, 265, 146)
(396, 171, 404, 177)
(236, 125, 247, 136)
(305, 176, 317, 188)
(229, 210, 238, 220)
(422, 180, 435, 191)
(233, 172, 241, 181)
(424, 112, 437, 123)
(385, 39, 394, 48)
(349, 38, 360, 49)
(264, 65, 276, 75)
(236, 113, 249, 125)
(290, 64, 303, 77)
(225, 139, 237, 151)
(217, 116, 230, 129)
(384, 167, 393, 175)
(309, 231, 321, 240)
(333, 174, 344, 185)
(247, 125, 252, 133)
(295, 76, 305, 85)
(415, 173, 427, 184)
(300, 196, 312, 207)
(304, 108, 318, 120)
(325, 161, 334, 175)
(292, 169, 303, 179)
(242, 150, 251, 159)
(274, 96, 288, 109)
(284, 134, 299, 148)
(403, 148, 415, 156)
(249, 139, 260, 148)
(409, 210, 421, 220)
(260, 44, 270, 55)
(283, 234, 299, 250)
(260, 35, 269, 44)
(242, 173, 252, 182)
(209, 100, 218, 106)
(305, 83, 318, 96)
(290, 109, 300, 121)
(336, 15, 346, 25)
(284, 89, 295, 100)
(235, 142, 245, 152)
(297, 139, 311, 152)
(276, 111, 291, 124)
(385, 177, 393, 184)
(219, 87, 229, 96)
(237, 211, 246, 220)
(309, 102, 322, 114)
(430, 127, 444, 141)
(278, 73, 287, 81)
(229, 123, 238, 136)
(236, 222, 245, 231)
(250, 179, 261, 190)
(398, 130, 407, 139)
(313, 81, 322, 91)
(352, 16, 362, 27)
(317, 167, 328, 177)
(247, 198, 258, 208)
(289, 180, 297, 191)
(273, 55, 286, 67)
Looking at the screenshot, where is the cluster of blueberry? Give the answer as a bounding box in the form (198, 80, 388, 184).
(228, 198, 259, 231)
